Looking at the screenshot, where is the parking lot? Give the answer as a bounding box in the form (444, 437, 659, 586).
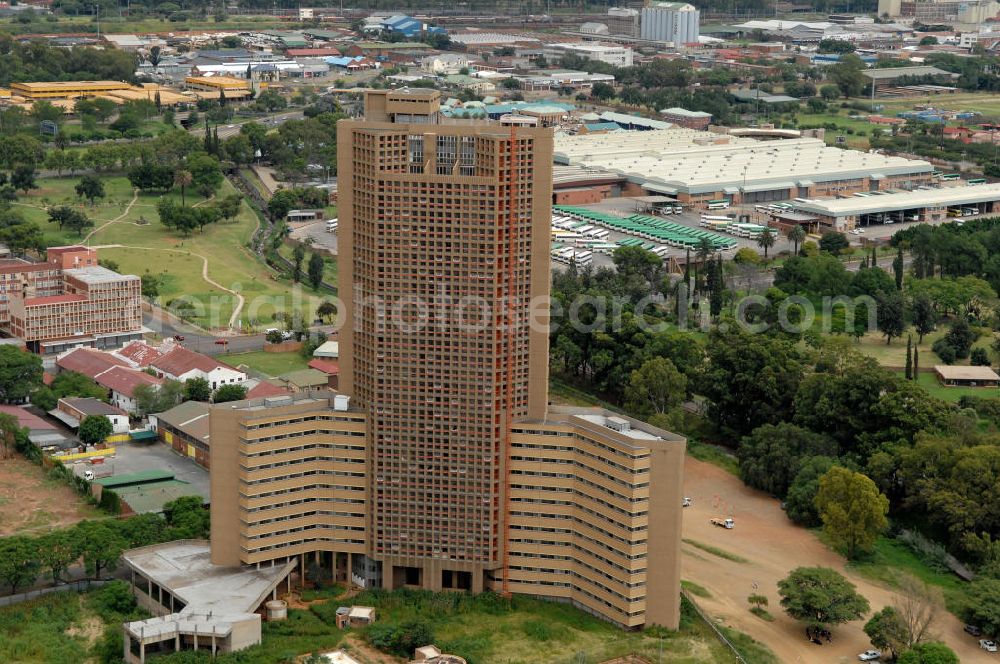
(70, 440, 210, 503)
(290, 219, 338, 254)
(558, 198, 795, 270)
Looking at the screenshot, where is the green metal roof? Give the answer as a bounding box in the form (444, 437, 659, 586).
(94, 469, 175, 488)
(113, 481, 198, 514)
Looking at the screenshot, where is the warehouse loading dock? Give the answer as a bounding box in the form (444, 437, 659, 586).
(786, 183, 1000, 231)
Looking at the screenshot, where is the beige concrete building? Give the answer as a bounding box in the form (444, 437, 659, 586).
(206, 89, 685, 631)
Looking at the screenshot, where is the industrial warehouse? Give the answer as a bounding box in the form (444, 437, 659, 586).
(553, 128, 936, 206)
(785, 182, 1000, 230)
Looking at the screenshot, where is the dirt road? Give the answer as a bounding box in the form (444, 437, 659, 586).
(680, 457, 984, 663)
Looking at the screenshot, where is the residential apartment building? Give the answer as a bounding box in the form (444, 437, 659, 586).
(207, 89, 685, 631)
(0, 245, 97, 326)
(5, 262, 143, 354)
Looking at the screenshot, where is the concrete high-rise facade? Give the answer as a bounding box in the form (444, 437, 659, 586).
(208, 89, 685, 631)
(338, 89, 552, 591)
(640, 2, 700, 46)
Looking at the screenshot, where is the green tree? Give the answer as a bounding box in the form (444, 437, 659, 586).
(778, 566, 870, 630)
(47, 205, 93, 237)
(38, 529, 80, 585)
(815, 467, 889, 559)
(905, 335, 913, 380)
(292, 243, 306, 282)
(893, 246, 905, 290)
(11, 165, 36, 194)
(76, 520, 127, 579)
(897, 642, 958, 664)
(786, 456, 837, 526)
(173, 168, 192, 205)
(911, 292, 937, 343)
(184, 377, 211, 402)
(788, 225, 806, 255)
(213, 194, 242, 223)
(700, 324, 805, 437)
(163, 496, 209, 539)
(317, 300, 337, 322)
(0, 346, 43, 403)
(0, 535, 39, 593)
(624, 357, 686, 418)
(819, 230, 850, 254)
(78, 415, 113, 446)
(756, 227, 776, 259)
(738, 423, 837, 497)
(830, 53, 867, 97)
(865, 606, 908, 660)
(213, 384, 247, 403)
(187, 153, 223, 197)
(307, 251, 325, 290)
(961, 577, 1000, 637)
(74, 174, 105, 205)
(876, 289, 907, 345)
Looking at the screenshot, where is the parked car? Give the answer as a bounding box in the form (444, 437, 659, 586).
(858, 650, 881, 661)
(966, 625, 983, 637)
(982, 640, 998, 653)
(173, 334, 185, 342)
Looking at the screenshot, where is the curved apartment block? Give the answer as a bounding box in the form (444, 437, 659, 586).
(207, 89, 685, 631)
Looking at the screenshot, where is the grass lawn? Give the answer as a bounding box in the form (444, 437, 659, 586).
(277, 240, 339, 288)
(225, 350, 311, 378)
(796, 110, 874, 148)
(908, 370, 999, 402)
(875, 92, 1000, 120)
(21, 175, 328, 329)
(346, 589, 765, 664)
(848, 537, 972, 615)
(852, 327, 993, 369)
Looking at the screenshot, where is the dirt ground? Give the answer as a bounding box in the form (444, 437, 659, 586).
(0, 456, 98, 536)
(680, 457, 984, 664)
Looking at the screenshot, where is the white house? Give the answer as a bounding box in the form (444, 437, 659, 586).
(54, 397, 130, 434)
(150, 346, 247, 391)
(96, 366, 165, 415)
(420, 53, 470, 75)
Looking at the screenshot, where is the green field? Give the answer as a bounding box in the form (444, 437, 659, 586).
(20, 175, 328, 330)
(277, 240, 339, 288)
(908, 370, 999, 402)
(852, 327, 993, 368)
(848, 537, 972, 615)
(345, 589, 770, 664)
(225, 350, 311, 378)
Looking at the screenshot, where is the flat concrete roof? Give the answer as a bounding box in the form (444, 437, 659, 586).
(64, 265, 137, 285)
(123, 540, 292, 618)
(554, 129, 932, 195)
(790, 183, 1000, 218)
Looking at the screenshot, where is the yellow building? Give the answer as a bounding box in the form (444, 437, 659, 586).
(9, 81, 133, 100)
(183, 76, 251, 99)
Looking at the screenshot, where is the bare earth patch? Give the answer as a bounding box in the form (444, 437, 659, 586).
(680, 456, 984, 663)
(0, 457, 98, 536)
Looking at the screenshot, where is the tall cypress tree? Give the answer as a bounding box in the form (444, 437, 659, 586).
(913, 346, 919, 380)
(905, 334, 913, 380)
(893, 245, 904, 290)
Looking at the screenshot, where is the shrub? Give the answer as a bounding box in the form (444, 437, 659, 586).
(931, 339, 957, 364)
(971, 347, 991, 366)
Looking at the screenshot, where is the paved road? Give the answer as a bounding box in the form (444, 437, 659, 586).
(189, 111, 305, 139)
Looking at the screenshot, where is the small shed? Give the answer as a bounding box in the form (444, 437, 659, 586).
(934, 364, 1000, 388)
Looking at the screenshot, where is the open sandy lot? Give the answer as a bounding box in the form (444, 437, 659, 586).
(0, 456, 99, 536)
(680, 457, 984, 664)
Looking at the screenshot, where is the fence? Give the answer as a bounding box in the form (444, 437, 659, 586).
(0, 579, 109, 609)
(681, 589, 748, 664)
